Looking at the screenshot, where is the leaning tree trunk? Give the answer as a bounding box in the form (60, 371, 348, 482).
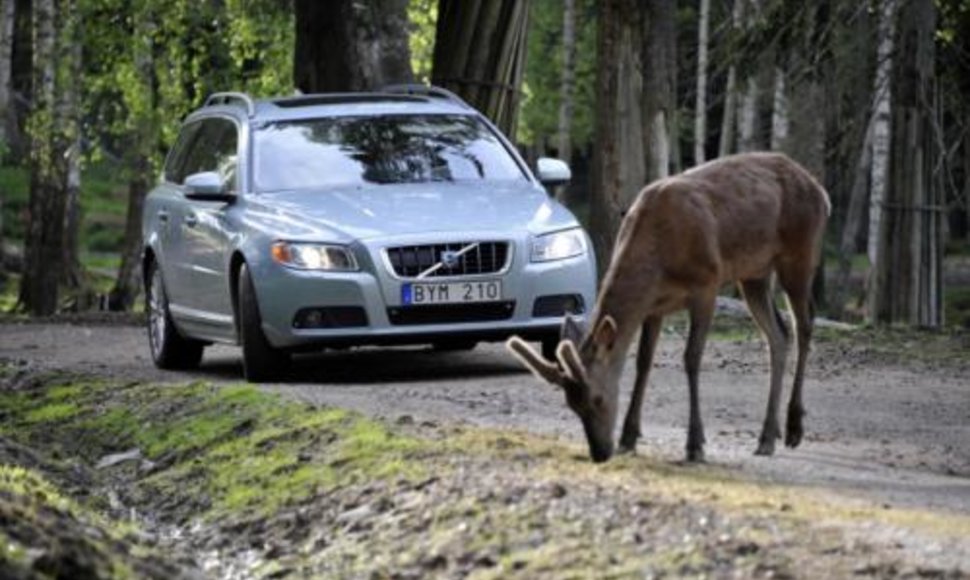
(588, 0, 645, 273)
(19, 0, 63, 315)
(555, 0, 577, 204)
(431, 0, 531, 139)
(294, 0, 413, 93)
(871, 0, 940, 327)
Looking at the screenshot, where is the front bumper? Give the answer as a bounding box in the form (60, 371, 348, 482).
(250, 232, 597, 350)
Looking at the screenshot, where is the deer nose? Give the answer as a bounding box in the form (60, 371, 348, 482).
(589, 441, 614, 463)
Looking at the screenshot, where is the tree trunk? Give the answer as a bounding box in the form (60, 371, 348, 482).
(769, 68, 789, 152)
(718, 0, 742, 158)
(0, 0, 14, 154)
(642, 0, 675, 183)
(693, 0, 709, 165)
(19, 0, 62, 315)
(871, 0, 940, 327)
(108, 10, 157, 312)
(431, 0, 531, 138)
(59, 22, 82, 296)
(555, 0, 577, 204)
(108, 156, 150, 311)
(833, 118, 873, 315)
(589, 0, 645, 273)
(294, 0, 413, 93)
(867, 0, 896, 267)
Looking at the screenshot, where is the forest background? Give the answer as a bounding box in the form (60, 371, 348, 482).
(0, 0, 968, 330)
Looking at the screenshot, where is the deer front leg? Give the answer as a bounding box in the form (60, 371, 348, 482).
(619, 316, 662, 453)
(684, 292, 716, 462)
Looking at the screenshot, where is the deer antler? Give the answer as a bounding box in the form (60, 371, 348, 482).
(556, 339, 588, 384)
(506, 336, 565, 386)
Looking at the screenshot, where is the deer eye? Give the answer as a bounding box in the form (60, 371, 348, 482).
(591, 395, 605, 410)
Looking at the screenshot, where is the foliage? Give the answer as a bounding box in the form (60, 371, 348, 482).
(408, 0, 438, 83)
(517, 0, 596, 151)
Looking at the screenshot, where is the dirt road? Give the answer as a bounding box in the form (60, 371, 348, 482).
(2, 319, 968, 517)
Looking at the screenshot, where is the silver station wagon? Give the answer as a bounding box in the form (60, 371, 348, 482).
(142, 85, 596, 381)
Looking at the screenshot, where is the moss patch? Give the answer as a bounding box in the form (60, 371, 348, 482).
(1, 369, 967, 577)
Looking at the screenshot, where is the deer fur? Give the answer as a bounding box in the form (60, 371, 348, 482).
(507, 152, 831, 462)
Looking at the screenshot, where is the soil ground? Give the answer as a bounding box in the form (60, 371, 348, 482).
(1, 317, 969, 577)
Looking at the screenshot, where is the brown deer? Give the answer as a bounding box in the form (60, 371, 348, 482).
(508, 152, 830, 463)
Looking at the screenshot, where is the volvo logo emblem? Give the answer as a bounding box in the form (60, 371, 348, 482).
(441, 251, 461, 269)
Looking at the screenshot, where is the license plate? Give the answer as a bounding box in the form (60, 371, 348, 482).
(402, 280, 502, 305)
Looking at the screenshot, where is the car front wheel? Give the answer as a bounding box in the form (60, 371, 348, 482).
(146, 261, 204, 370)
(238, 263, 289, 382)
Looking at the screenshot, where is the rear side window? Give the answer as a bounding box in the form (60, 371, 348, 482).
(163, 122, 201, 184)
(180, 118, 240, 191)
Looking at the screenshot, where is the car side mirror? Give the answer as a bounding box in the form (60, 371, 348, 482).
(184, 171, 235, 202)
(537, 157, 571, 188)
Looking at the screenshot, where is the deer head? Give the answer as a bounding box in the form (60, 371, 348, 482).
(507, 315, 625, 462)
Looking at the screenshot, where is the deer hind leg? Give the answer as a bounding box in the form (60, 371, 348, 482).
(619, 316, 663, 454)
(684, 291, 716, 462)
(739, 277, 791, 456)
(777, 260, 816, 449)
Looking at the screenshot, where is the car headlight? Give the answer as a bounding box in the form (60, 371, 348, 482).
(271, 242, 359, 271)
(531, 228, 587, 262)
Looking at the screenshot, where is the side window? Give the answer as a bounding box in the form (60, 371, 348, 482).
(163, 122, 201, 184)
(179, 118, 240, 192)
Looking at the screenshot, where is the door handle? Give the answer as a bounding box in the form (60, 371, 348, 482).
(157, 210, 169, 223)
(185, 213, 198, 228)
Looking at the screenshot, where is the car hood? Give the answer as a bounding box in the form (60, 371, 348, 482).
(244, 182, 579, 241)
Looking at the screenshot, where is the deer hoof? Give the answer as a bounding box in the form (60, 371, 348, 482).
(754, 438, 776, 456)
(785, 409, 804, 448)
(685, 446, 705, 463)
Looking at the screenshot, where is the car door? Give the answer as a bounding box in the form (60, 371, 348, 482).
(154, 121, 202, 310)
(176, 117, 240, 326)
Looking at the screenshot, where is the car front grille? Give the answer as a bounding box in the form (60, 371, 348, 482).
(387, 301, 516, 325)
(385, 241, 510, 278)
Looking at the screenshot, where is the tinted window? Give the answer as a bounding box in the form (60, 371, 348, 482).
(163, 122, 201, 183)
(254, 115, 526, 192)
(179, 118, 239, 191)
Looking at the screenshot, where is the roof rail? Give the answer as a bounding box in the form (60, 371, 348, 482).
(380, 84, 472, 109)
(204, 92, 256, 117)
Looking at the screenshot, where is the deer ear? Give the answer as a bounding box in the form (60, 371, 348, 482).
(593, 316, 618, 351)
(561, 315, 586, 344)
(506, 336, 565, 387)
(556, 339, 588, 385)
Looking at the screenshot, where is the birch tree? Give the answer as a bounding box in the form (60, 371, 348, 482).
(867, 0, 897, 267)
(718, 0, 742, 157)
(871, 0, 941, 327)
(693, 0, 709, 165)
(556, 0, 576, 166)
(642, 0, 676, 182)
(20, 0, 64, 315)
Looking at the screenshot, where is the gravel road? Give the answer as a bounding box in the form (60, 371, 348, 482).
(2, 320, 968, 517)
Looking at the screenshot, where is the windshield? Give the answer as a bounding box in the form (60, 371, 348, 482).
(254, 114, 527, 191)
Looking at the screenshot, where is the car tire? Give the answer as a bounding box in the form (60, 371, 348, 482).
(238, 263, 289, 382)
(432, 339, 478, 352)
(146, 261, 205, 370)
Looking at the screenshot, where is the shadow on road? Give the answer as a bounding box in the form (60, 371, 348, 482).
(194, 345, 527, 385)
